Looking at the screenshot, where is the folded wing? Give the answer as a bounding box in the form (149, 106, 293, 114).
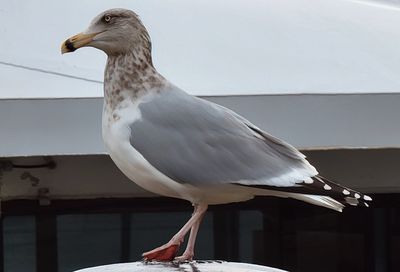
(130, 88, 317, 187)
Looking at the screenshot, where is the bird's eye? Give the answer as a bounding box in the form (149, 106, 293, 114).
(103, 15, 112, 23)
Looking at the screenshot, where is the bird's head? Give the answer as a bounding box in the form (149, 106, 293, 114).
(61, 8, 151, 56)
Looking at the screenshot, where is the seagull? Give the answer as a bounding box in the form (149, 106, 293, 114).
(61, 8, 372, 262)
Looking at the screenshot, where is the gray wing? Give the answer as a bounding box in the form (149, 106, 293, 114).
(130, 88, 317, 187)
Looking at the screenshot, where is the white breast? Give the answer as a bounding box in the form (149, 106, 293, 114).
(102, 98, 191, 200)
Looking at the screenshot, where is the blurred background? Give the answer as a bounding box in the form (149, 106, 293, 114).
(1, 0, 400, 271)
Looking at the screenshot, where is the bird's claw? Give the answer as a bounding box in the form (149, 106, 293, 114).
(174, 251, 194, 262)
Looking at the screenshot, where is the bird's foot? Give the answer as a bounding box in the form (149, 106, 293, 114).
(142, 242, 181, 262)
(174, 251, 194, 262)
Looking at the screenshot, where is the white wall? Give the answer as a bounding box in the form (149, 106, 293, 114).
(1, 0, 400, 98)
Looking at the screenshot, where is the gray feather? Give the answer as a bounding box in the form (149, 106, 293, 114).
(130, 88, 316, 187)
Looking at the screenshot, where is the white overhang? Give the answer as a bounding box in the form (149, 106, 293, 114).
(2, 0, 400, 98)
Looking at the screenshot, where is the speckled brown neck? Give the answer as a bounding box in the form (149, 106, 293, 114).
(104, 48, 169, 112)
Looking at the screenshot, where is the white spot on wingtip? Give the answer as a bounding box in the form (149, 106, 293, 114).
(364, 202, 369, 207)
(354, 193, 360, 199)
(323, 184, 332, 190)
(364, 195, 372, 201)
(304, 178, 313, 184)
(343, 189, 350, 195)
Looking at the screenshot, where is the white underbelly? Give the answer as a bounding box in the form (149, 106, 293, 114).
(101, 101, 180, 197)
(103, 127, 183, 199)
(103, 123, 256, 205)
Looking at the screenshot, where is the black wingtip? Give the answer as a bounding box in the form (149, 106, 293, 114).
(310, 175, 372, 208)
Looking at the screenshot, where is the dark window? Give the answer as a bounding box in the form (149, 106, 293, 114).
(1, 195, 400, 272)
(3, 216, 36, 272)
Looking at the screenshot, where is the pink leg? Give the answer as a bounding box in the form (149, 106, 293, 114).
(142, 203, 208, 261)
(175, 207, 206, 261)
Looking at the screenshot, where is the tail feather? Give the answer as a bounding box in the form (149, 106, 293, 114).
(254, 189, 344, 212)
(290, 194, 345, 212)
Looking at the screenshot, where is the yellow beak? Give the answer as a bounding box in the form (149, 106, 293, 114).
(61, 32, 99, 54)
